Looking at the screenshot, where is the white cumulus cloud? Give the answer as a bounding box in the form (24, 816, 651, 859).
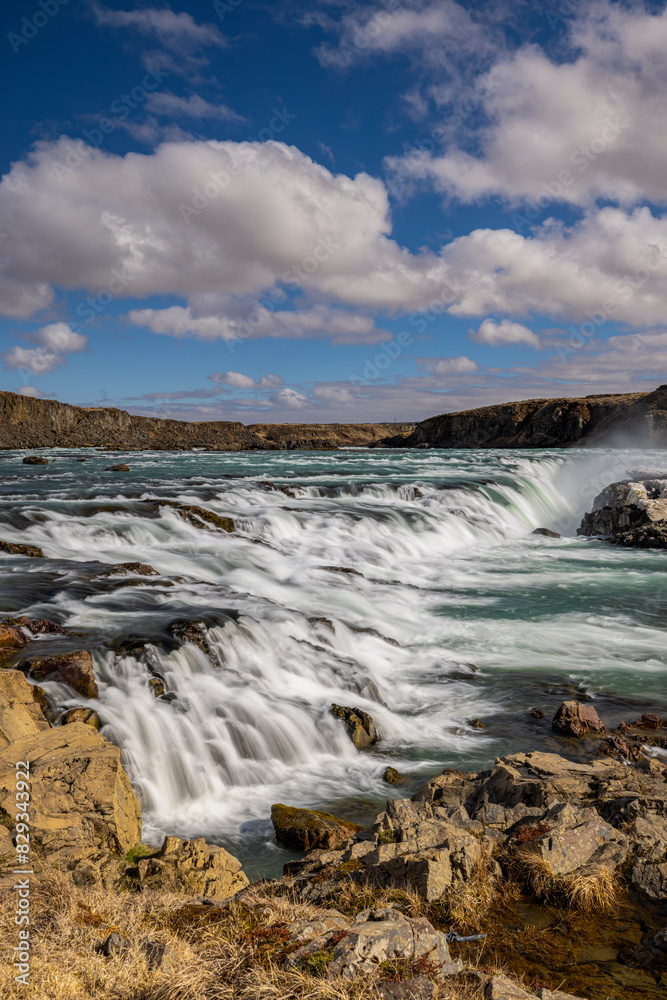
(3, 323, 88, 375)
(471, 319, 540, 348)
(209, 371, 284, 390)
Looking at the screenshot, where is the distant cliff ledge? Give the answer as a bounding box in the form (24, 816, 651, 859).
(1, 386, 665, 451)
(377, 385, 667, 449)
(0, 391, 414, 451)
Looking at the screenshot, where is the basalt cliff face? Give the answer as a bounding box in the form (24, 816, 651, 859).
(0, 391, 413, 451)
(379, 385, 667, 449)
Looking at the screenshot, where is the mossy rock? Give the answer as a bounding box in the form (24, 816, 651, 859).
(382, 766, 403, 784)
(331, 704, 377, 750)
(271, 803, 363, 851)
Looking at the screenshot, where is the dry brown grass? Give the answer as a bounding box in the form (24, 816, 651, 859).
(507, 850, 618, 913)
(0, 873, 487, 1000)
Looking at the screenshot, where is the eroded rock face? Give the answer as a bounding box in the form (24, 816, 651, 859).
(135, 835, 248, 900)
(271, 803, 363, 851)
(578, 475, 667, 547)
(331, 704, 377, 749)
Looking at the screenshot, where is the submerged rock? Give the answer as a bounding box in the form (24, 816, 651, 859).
(22, 456, 48, 465)
(97, 561, 159, 577)
(578, 475, 667, 547)
(0, 540, 44, 557)
(106, 464, 130, 472)
(552, 700, 605, 737)
(29, 650, 98, 699)
(331, 704, 377, 749)
(532, 528, 561, 538)
(271, 803, 363, 851)
(147, 499, 235, 533)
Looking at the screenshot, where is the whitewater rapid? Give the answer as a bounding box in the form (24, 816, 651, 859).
(1, 446, 665, 875)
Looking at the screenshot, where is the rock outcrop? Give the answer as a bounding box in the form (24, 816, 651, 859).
(578, 473, 667, 547)
(378, 384, 667, 449)
(0, 667, 250, 899)
(289, 750, 667, 909)
(0, 677, 141, 876)
(0, 670, 50, 746)
(0, 390, 413, 451)
(133, 835, 249, 900)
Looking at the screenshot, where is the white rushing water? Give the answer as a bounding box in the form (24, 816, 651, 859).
(1, 446, 665, 875)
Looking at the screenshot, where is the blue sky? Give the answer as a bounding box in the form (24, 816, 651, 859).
(0, 0, 666, 422)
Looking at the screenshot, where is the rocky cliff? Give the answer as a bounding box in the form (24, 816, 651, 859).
(379, 385, 667, 449)
(0, 391, 413, 451)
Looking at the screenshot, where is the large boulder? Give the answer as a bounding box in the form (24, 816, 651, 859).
(578, 475, 667, 547)
(552, 700, 605, 737)
(271, 803, 362, 851)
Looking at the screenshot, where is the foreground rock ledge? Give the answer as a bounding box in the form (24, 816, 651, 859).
(289, 748, 667, 911)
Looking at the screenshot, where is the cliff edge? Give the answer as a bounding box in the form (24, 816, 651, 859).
(378, 385, 667, 449)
